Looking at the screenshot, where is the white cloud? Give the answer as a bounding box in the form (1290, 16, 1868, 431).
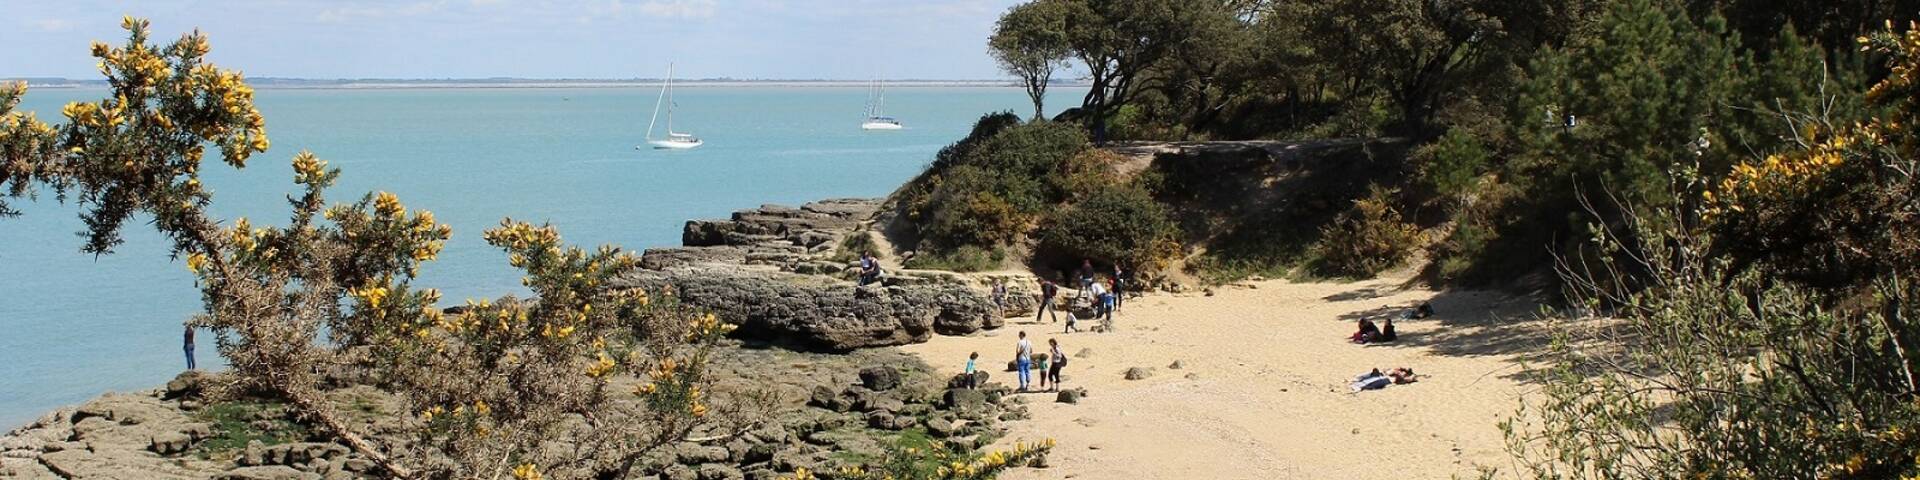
(636, 0, 716, 19)
(316, 1, 448, 23)
(32, 19, 75, 32)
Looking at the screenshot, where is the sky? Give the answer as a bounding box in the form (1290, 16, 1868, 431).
(2, 0, 1027, 80)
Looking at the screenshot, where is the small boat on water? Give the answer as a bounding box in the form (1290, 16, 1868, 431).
(861, 80, 904, 130)
(641, 63, 703, 150)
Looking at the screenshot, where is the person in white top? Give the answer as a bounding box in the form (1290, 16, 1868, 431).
(1015, 331, 1034, 391)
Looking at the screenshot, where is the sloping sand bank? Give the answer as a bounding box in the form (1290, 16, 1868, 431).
(898, 275, 1548, 479)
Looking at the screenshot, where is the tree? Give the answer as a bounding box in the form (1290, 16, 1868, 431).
(1058, 0, 1188, 140)
(990, 0, 1072, 120)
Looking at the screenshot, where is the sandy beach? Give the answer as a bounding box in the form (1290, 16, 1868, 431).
(898, 275, 1548, 479)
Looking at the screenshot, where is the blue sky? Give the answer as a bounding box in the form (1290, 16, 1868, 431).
(3, 0, 1026, 79)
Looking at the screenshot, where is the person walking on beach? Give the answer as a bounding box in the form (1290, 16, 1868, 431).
(1111, 264, 1128, 312)
(1047, 338, 1066, 391)
(1036, 279, 1060, 323)
(183, 325, 196, 370)
(1015, 331, 1034, 391)
(1099, 278, 1117, 326)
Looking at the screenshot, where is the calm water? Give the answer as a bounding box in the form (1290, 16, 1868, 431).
(0, 86, 1080, 428)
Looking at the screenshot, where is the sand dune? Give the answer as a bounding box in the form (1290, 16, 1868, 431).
(897, 275, 1549, 479)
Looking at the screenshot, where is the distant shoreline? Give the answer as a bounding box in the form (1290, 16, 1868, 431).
(6, 79, 1090, 90)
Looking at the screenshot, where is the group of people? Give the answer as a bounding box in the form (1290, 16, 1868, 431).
(1347, 303, 1435, 392)
(1034, 259, 1130, 334)
(960, 330, 1069, 393)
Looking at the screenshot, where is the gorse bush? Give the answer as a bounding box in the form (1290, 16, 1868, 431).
(0, 20, 728, 480)
(1499, 22, 1920, 479)
(1312, 187, 1421, 278)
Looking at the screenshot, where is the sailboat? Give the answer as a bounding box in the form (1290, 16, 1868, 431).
(861, 79, 904, 130)
(641, 63, 703, 150)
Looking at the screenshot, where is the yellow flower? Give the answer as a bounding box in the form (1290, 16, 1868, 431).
(511, 463, 542, 480)
(185, 253, 208, 273)
(374, 191, 403, 216)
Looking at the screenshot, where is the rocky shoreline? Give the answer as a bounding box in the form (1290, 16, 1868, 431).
(0, 197, 1056, 479)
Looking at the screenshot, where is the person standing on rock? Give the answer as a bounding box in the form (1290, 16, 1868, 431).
(1047, 338, 1067, 391)
(1016, 331, 1034, 392)
(991, 279, 1008, 313)
(183, 324, 196, 370)
(1036, 279, 1060, 323)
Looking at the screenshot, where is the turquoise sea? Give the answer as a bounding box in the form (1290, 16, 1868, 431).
(0, 86, 1082, 429)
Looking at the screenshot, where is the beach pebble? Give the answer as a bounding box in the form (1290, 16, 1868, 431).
(1124, 367, 1153, 380)
(1168, 360, 1183, 370)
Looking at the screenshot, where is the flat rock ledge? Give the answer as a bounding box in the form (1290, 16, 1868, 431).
(629, 199, 1021, 351)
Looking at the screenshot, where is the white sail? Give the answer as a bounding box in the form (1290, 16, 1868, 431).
(862, 78, 903, 130)
(642, 62, 703, 149)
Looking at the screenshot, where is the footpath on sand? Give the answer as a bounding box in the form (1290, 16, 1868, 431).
(898, 274, 1550, 480)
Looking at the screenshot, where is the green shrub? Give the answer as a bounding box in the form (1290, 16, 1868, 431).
(833, 231, 881, 264)
(1411, 129, 1489, 209)
(1312, 186, 1421, 278)
(900, 115, 1091, 259)
(1036, 186, 1179, 271)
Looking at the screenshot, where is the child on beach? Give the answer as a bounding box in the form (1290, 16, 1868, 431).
(965, 352, 979, 389)
(1036, 353, 1051, 389)
(1064, 310, 1079, 333)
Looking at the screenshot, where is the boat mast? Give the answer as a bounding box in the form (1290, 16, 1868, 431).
(665, 63, 677, 135)
(646, 62, 670, 142)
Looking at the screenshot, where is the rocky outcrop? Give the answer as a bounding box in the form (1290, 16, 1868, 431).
(617, 268, 1001, 351)
(660, 199, 880, 273)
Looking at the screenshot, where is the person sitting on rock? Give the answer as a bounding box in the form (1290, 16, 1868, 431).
(1350, 318, 1381, 343)
(858, 251, 881, 286)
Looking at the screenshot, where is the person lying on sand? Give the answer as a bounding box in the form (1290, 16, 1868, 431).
(1389, 367, 1418, 384)
(1351, 369, 1391, 392)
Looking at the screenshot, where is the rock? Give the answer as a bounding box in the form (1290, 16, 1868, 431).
(1056, 389, 1083, 404)
(340, 458, 374, 473)
(942, 388, 988, 412)
(924, 417, 957, 438)
(218, 466, 322, 480)
(807, 386, 847, 412)
(662, 464, 697, 480)
(1168, 360, 1184, 370)
(858, 366, 901, 391)
(1124, 367, 1154, 380)
(1073, 348, 1094, 359)
(697, 463, 746, 480)
(164, 370, 217, 400)
(617, 269, 998, 351)
(149, 431, 192, 455)
(865, 412, 904, 430)
(40, 448, 221, 479)
(742, 443, 778, 464)
(1185, 373, 1202, 380)
(676, 443, 731, 465)
(856, 396, 905, 415)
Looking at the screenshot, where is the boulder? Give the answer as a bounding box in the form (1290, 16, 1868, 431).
(149, 431, 192, 455)
(1125, 367, 1154, 380)
(1056, 389, 1084, 404)
(864, 412, 903, 430)
(697, 463, 746, 480)
(942, 388, 988, 412)
(924, 417, 958, 438)
(218, 466, 321, 480)
(858, 366, 901, 392)
(675, 443, 731, 465)
(164, 370, 218, 400)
